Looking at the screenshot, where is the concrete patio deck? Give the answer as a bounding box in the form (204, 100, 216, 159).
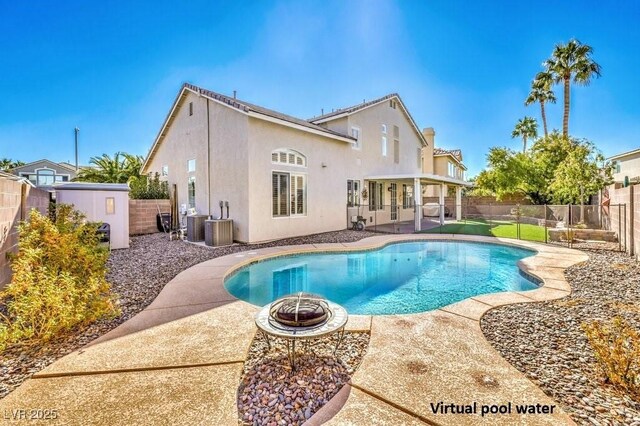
(0, 234, 588, 425)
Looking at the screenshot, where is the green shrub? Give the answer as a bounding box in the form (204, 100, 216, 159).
(583, 317, 640, 401)
(0, 205, 119, 351)
(129, 172, 169, 199)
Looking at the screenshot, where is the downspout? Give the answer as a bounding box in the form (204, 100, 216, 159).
(207, 98, 212, 218)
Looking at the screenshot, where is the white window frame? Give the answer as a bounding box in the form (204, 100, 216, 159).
(272, 170, 307, 218)
(347, 179, 361, 207)
(271, 149, 307, 167)
(350, 126, 361, 150)
(381, 124, 387, 134)
(161, 165, 169, 177)
(368, 181, 384, 211)
(187, 159, 196, 173)
(187, 176, 196, 208)
(381, 136, 387, 156)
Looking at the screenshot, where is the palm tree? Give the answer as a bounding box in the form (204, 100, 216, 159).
(74, 152, 143, 183)
(512, 116, 538, 152)
(525, 71, 556, 138)
(0, 158, 25, 171)
(543, 39, 601, 138)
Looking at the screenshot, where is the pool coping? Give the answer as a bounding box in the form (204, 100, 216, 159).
(2, 234, 588, 425)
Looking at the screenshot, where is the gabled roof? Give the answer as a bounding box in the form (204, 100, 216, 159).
(433, 147, 466, 169)
(607, 147, 640, 161)
(143, 83, 356, 172)
(10, 159, 77, 173)
(308, 93, 428, 147)
(186, 84, 352, 140)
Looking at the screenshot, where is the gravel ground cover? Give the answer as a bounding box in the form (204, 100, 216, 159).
(0, 230, 375, 399)
(238, 331, 370, 425)
(482, 243, 640, 426)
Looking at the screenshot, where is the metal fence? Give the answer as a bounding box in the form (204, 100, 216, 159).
(347, 202, 627, 251)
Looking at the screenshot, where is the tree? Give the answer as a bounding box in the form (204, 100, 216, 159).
(475, 132, 612, 205)
(0, 158, 25, 171)
(525, 71, 556, 138)
(74, 152, 143, 183)
(474, 148, 550, 204)
(543, 39, 601, 138)
(511, 116, 538, 152)
(549, 140, 613, 205)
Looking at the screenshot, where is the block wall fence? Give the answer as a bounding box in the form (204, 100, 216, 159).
(0, 177, 50, 288)
(604, 184, 639, 260)
(128, 199, 171, 235)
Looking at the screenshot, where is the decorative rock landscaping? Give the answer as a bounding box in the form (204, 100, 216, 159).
(481, 243, 640, 426)
(0, 230, 375, 399)
(238, 332, 370, 425)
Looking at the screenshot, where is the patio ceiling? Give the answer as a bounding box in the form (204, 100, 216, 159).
(363, 173, 473, 187)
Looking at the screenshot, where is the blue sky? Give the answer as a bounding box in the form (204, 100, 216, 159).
(1, 0, 638, 176)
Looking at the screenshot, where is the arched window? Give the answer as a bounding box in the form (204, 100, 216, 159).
(36, 169, 55, 186)
(271, 149, 306, 167)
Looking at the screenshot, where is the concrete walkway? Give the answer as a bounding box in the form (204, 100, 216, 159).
(0, 235, 588, 425)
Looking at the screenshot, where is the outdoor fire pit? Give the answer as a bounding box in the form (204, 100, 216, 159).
(255, 293, 348, 369)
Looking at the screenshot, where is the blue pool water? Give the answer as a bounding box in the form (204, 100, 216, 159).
(224, 241, 539, 315)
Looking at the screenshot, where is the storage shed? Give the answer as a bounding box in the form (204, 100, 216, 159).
(54, 182, 130, 249)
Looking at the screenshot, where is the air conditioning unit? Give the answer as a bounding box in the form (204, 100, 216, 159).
(205, 219, 234, 246)
(186, 214, 208, 242)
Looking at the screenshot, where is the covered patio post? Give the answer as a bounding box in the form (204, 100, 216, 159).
(455, 185, 462, 221)
(439, 183, 445, 225)
(414, 178, 422, 232)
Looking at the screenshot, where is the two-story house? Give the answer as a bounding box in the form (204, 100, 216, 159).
(142, 83, 470, 243)
(608, 148, 640, 185)
(10, 159, 77, 188)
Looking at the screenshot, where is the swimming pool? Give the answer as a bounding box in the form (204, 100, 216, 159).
(224, 241, 539, 315)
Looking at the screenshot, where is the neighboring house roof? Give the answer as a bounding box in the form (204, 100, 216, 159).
(433, 148, 467, 170)
(143, 83, 356, 172)
(10, 159, 77, 173)
(308, 93, 428, 147)
(607, 147, 640, 161)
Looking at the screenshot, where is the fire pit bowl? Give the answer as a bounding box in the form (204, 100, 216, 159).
(269, 292, 330, 328)
(255, 294, 348, 369)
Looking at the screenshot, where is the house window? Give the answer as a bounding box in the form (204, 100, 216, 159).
(351, 127, 361, 149)
(389, 100, 397, 109)
(187, 159, 196, 173)
(291, 174, 306, 215)
(368, 181, 384, 211)
(271, 149, 306, 167)
(393, 125, 399, 138)
(347, 180, 360, 207)
(162, 165, 168, 177)
(402, 185, 414, 209)
(272, 172, 306, 217)
(105, 197, 115, 215)
(614, 161, 621, 173)
(448, 162, 456, 177)
(381, 124, 387, 134)
(188, 176, 196, 208)
(394, 140, 400, 164)
(417, 148, 422, 169)
(381, 136, 387, 156)
(36, 169, 55, 186)
(189, 102, 193, 116)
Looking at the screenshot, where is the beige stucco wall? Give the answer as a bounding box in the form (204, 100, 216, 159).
(246, 118, 351, 242)
(144, 91, 450, 243)
(613, 153, 640, 183)
(144, 92, 251, 241)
